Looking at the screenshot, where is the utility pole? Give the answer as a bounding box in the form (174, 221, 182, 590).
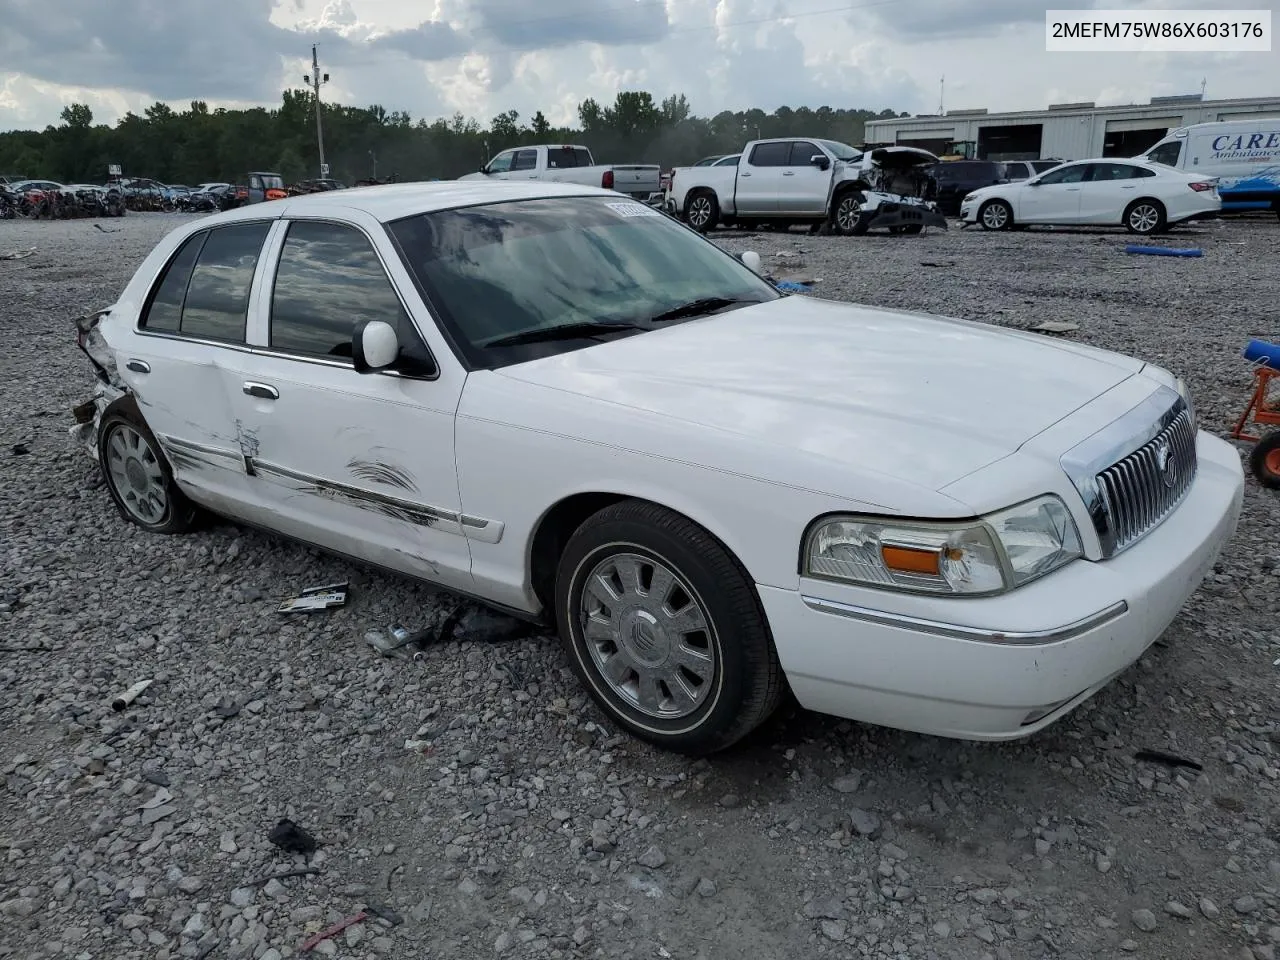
(1200, 77, 1207, 99)
(303, 44, 329, 178)
(369, 150, 377, 180)
(938, 75, 944, 114)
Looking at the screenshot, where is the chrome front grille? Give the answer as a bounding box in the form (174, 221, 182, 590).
(1093, 408, 1197, 556)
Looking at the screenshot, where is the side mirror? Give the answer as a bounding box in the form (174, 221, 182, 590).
(352, 319, 399, 373)
(1028, 179, 1041, 186)
(479, 165, 488, 174)
(810, 154, 830, 170)
(739, 251, 761, 273)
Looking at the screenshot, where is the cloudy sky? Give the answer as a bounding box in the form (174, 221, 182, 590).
(0, 0, 1275, 131)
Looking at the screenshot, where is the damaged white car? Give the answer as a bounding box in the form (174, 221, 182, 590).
(73, 181, 1243, 756)
(666, 138, 948, 234)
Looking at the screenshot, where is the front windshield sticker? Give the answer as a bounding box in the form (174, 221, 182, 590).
(605, 201, 661, 218)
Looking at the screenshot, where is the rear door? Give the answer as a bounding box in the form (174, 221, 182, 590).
(119, 218, 276, 521)
(1078, 162, 1146, 222)
(222, 211, 476, 592)
(777, 140, 831, 214)
(737, 142, 788, 214)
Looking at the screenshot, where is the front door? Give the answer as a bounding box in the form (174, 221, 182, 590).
(222, 212, 476, 592)
(247, 175, 265, 204)
(777, 140, 832, 215)
(1016, 162, 1087, 223)
(736, 141, 787, 214)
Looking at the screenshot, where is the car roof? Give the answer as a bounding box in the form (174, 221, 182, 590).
(189, 180, 619, 227)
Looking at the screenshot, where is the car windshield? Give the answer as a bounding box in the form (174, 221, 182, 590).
(388, 195, 780, 367)
(816, 139, 860, 161)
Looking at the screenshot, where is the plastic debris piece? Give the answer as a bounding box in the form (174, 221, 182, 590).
(442, 605, 533, 644)
(112, 679, 154, 711)
(775, 280, 812, 293)
(0, 247, 35, 260)
(278, 581, 348, 613)
(1123, 244, 1203, 258)
(1031, 321, 1080, 334)
(268, 818, 319, 854)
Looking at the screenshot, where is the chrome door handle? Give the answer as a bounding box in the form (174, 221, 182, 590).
(125, 359, 150, 374)
(243, 382, 279, 400)
(741, 172, 752, 177)
(782, 171, 795, 176)
(1120, 184, 1136, 188)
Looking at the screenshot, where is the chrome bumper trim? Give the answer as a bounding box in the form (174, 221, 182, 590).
(800, 595, 1129, 646)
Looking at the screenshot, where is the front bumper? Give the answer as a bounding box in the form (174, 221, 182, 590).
(759, 429, 1244, 740)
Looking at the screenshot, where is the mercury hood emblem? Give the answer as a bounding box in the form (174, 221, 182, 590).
(1155, 441, 1177, 488)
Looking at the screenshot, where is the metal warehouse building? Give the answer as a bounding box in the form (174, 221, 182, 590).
(863, 94, 1280, 163)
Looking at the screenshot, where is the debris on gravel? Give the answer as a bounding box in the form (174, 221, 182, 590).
(2, 213, 1279, 960)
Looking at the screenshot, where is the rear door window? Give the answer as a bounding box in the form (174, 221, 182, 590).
(179, 221, 272, 342)
(140, 231, 208, 332)
(512, 149, 538, 171)
(748, 142, 790, 166)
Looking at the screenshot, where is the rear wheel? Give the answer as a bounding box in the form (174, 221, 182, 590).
(979, 199, 1013, 231)
(1124, 198, 1166, 235)
(98, 406, 198, 534)
(684, 191, 719, 233)
(1249, 431, 1280, 489)
(554, 500, 784, 755)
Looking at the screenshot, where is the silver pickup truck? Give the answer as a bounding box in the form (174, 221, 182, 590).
(459, 144, 662, 200)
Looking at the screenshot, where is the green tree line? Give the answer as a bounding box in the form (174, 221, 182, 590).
(0, 90, 906, 186)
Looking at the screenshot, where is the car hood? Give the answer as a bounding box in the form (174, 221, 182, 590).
(495, 295, 1144, 492)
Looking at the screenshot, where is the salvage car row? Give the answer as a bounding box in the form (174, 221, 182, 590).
(72, 178, 1245, 758)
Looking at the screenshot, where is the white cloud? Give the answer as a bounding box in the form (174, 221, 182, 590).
(1, 0, 1276, 133)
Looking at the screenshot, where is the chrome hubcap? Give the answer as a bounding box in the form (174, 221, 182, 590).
(578, 551, 716, 720)
(106, 425, 168, 523)
(688, 197, 711, 226)
(983, 203, 1008, 228)
(837, 197, 860, 231)
(1131, 205, 1159, 232)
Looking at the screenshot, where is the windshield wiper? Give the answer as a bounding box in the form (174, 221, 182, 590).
(483, 320, 648, 348)
(647, 296, 761, 324)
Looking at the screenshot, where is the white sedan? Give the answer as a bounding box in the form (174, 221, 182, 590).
(959, 158, 1221, 234)
(72, 181, 1243, 755)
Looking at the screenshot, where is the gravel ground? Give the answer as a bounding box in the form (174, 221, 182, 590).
(2, 211, 1279, 960)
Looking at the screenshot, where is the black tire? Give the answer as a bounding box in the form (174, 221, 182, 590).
(1124, 198, 1167, 235)
(554, 500, 784, 755)
(830, 189, 867, 236)
(979, 199, 1013, 231)
(1249, 431, 1280, 489)
(684, 191, 719, 233)
(98, 404, 199, 534)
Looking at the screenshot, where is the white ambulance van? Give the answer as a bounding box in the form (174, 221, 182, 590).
(1141, 118, 1280, 217)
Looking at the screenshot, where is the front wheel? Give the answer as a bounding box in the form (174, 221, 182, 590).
(1249, 431, 1280, 489)
(98, 407, 199, 534)
(554, 500, 784, 755)
(684, 191, 719, 233)
(979, 199, 1013, 230)
(831, 190, 867, 235)
(1124, 198, 1166, 235)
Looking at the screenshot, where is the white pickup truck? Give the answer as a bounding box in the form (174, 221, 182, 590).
(459, 144, 662, 200)
(666, 137, 948, 235)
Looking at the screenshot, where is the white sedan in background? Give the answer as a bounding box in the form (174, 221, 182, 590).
(960, 158, 1220, 234)
(72, 181, 1242, 756)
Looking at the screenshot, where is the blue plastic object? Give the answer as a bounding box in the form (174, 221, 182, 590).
(1243, 338, 1280, 368)
(1123, 244, 1203, 257)
(775, 280, 812, 293)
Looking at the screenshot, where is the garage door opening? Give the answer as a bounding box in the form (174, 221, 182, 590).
(977, 125, 1043, 161)
(1103, 116, 1181, 158)
(896, 136, 952, 156)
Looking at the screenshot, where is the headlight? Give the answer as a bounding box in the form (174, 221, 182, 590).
(1175, 376, 1197, 430)
(803, 495, 1083, 596)
(962, 193, 976, 203)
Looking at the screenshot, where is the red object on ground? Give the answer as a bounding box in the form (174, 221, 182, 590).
(299, 911, 367, 952)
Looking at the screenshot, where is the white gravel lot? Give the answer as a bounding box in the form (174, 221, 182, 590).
(2, 210, 1279, 960)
